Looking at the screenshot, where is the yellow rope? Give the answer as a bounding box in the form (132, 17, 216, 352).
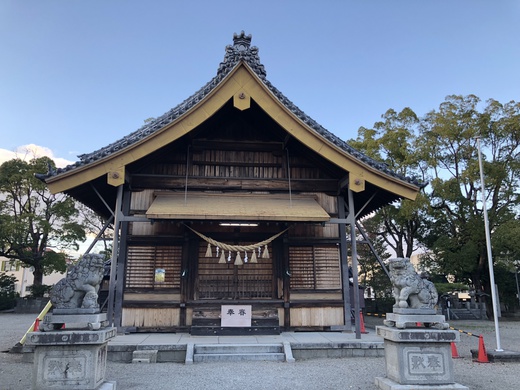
(184, 225, 288, 252)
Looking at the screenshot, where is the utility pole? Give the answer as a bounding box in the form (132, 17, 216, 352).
(477, 137, 503, 352)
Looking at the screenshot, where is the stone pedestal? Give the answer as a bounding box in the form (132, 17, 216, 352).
(375, 326, 468, 390)
(383, 308, 449, 330)
(26, 327, 116, 390)
(41, 311, 109, 331)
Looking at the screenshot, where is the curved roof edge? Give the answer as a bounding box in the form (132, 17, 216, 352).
(43, 31, 422, 193)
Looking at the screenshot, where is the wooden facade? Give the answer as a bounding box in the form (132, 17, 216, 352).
(42, 32, 421, 334)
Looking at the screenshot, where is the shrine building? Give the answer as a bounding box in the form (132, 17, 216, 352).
(41, 32, 421, 335)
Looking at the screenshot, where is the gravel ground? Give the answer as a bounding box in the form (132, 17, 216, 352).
(1, 312, 519, 390)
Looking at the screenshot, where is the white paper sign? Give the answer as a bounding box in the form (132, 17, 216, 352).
(220, 305, 252, 327)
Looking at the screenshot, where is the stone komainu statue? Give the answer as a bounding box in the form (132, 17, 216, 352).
(50, 253, 105, 310)
(388, 257, 438, 310)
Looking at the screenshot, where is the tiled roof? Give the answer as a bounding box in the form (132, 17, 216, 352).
(48, 31, 420, 187)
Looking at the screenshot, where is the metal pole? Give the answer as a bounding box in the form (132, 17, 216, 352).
(515, 262, 520, 308)
(338, 196, 351, 328)
(477, 137, 503, 351)
(348, 188, 361, 339)
(107, 185, 123, 327)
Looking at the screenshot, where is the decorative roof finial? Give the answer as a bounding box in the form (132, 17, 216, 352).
(233, 30, 252, 51)
(217, 31, 266, 79)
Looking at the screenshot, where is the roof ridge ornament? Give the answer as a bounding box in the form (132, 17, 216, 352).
(233, 30, 252, 50)
(217, 31, 266, 79)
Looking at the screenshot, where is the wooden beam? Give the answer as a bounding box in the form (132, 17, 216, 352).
(131, 175, 338, 192)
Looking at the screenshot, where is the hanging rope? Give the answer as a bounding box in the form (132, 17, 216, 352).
(184, 224, 288, 253)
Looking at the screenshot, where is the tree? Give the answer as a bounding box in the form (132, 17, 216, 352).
(349, 107, 429, 258)
(349, 95, 520, 311)
(356, 217, 392, 303)
(0, 272, 18, 310)
(0, 157, 86, 289)
(418, 95, 520, 297)
(76, 202, 113, 260)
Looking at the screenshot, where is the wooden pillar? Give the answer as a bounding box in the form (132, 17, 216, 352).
(179, 232, 190, 327)
(282, 234, 291, 330)
(113, 187, 131, 330)
(337, 195, 352, 328)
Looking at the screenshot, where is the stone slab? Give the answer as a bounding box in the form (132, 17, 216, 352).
(132, 349, 158, 363)
(375, 376, 469, 390)
(98, 382, 117, 390)
(53, 308, 101, 315)
(377, 327, 460, 343)
(384, 313, 449, 329)
(41, 313, 108, 331)
(27, 328, 117, 346)
(393, 308, 437, 315)
(46, 313, 107, 323)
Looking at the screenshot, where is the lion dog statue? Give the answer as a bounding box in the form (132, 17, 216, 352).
(50, 253, 105, 310)
(388, 257, 438, 310)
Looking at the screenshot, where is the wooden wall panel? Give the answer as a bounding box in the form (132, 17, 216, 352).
(289, 307, 344, 327)
(289, 245, 341, 290)
(122, 308, 180, 327)
(125, 246, 182, 289)
(130, 189, 154, 212)
(130, 221, 154, 236)
(124, 293, 181, 301)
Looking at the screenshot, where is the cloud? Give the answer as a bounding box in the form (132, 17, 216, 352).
(0, 144, 74, 168)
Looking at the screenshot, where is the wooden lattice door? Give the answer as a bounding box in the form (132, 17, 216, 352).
(196, 242, 274, 299)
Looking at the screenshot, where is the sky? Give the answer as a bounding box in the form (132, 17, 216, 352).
(1, 0, 519, 167)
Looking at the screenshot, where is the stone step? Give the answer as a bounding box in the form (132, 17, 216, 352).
(132, 349, 158, 363)
(195, 343, 283, 354)
(194, 352, 285, 363)
(449, 309, 480, 320)
(192, 343, 286, 363)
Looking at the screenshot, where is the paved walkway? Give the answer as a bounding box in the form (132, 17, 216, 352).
(109, 330, 383, 347)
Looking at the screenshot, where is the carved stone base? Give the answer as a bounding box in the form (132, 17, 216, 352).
(375, 376, 469, 390)
(384, 312, 449, 329)
(376, 326, 466, 389)
(41, 313, 109, 331)
(26, 328, 116, 390)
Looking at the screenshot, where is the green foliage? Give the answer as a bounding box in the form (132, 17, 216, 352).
(491, 265, 519, 311)
(434, 283, 469, 296)
(350, 95, 520, 300)
(27, 284, 52, 298)
(0, 157, 86, 286)
(357, 217, 392, 298)
(350, 107, 428, 258)
(419, 96, 520, 293)
(0, 272, 18, 310)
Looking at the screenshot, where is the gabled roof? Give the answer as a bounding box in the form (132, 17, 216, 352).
(42, 31, 421, 216)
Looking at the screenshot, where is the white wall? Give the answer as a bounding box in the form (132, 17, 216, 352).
(1, 258, 65, 297)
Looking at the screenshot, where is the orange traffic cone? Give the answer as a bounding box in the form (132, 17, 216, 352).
(451, 342, 462, 358)
(359, 311, 368, 334)
(474, 335, 489, 363)
(33, 318, 40, 332)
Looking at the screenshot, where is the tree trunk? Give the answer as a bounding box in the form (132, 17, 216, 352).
(32, 267, 44, 288)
